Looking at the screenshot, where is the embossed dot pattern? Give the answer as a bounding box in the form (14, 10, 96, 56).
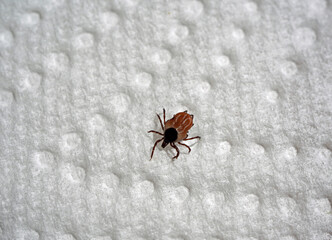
(281, 60, 298, 77)
(20, 12, 40, 27)
(232, 28, 245, 40)
(17, 70, 42, 92)
(168, 24, 189, 45)
(182, 0, 204, 21)
(214, 55, 230, 68)
(151, 48, 172, 65)
(134, 72, 152, 89)
(292, 27, 317, 50)
(31, 150, 56, 175)
(74, 33, 95, 49)
(244, 2, 258, 13)
(266, 90, 279, 103)
(99, 12, 119, 31)
(0, 29, 14, 48)
(0, 89, 14, 108)
(0, 0, 331, 239)
(216, 141, 231, 156)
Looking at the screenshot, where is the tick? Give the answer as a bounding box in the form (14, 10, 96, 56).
(148, 108, 201, 160)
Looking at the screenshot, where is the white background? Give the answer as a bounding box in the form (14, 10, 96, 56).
(0, 0, 332, 239)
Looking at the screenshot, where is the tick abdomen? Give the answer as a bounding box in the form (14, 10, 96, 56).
(165, 112, 193, 140)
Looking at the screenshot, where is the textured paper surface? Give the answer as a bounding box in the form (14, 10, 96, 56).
(0, 0, 332, 239)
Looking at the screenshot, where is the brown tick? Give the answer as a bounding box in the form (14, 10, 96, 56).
(148, 108, 201, 160)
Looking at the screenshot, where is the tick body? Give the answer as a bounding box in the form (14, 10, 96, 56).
(148, 109, 201, 160)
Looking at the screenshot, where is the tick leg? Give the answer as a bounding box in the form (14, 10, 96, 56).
(148, 130, 163, 136)
(171, 142, 180, 160)
(150, 138, 164, 160)
(183, 136, 201, 141)
(178, 142, 191, 153)
(163, 108, 166, 126)
(157, 113, 164, 130)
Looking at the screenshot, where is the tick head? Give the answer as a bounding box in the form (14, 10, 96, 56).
(162, 128, 178, 148)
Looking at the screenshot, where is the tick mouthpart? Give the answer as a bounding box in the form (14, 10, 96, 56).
(161, 141, 169, 148)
